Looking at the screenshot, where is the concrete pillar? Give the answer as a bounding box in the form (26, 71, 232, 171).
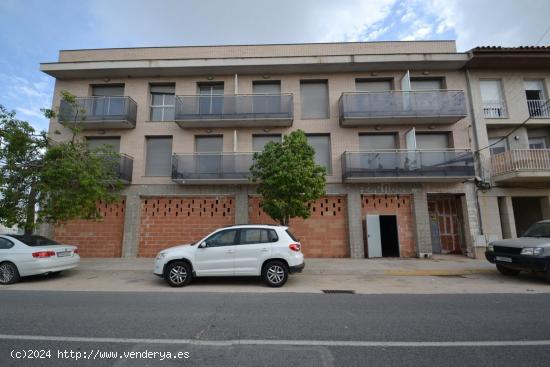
(346, 187, 364, 259)
(499, 196, 516, 239)
(461, 183, 481, 258)
(478, 194, 503, 240)
(412, 189, 432, 257)
(235, 186, 248, 224)
(121, 192, 141, 258)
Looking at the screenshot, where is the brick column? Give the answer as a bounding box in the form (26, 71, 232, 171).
(121, 192, 141, 258)
(346, 187, 364, 259)
(412, 189, 432, 257)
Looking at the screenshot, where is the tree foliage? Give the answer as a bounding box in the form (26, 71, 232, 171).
(249, 130, 326, 225)
(0, 92, 124, 234)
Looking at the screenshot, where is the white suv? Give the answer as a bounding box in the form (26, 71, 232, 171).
(154, 225, 305, 287)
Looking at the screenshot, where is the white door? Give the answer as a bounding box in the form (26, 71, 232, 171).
(194, 229, 237, 276)
(233, 228, 273, 276)
(400, 70, 411, 110)
(366, 215, 382, 258)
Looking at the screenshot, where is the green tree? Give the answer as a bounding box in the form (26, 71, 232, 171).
(249, 130, 326, 226)
(0, 92, 123, 234)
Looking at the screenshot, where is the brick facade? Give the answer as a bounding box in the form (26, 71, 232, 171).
(361, 194, 415, 257)
(137, 196, 235, 257)
(248, 196, 349, 258)
(53, 201, 125, 257)
(428, 195, 464, 254)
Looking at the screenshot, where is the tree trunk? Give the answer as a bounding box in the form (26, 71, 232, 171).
(24, 184, 37, 235)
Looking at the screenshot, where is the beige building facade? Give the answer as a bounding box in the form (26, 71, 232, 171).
(41, 41, 503, 259)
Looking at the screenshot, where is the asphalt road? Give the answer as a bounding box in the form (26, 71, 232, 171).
(1, 290, 549, 366)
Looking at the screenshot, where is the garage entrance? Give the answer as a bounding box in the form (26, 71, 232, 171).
(512, 197, 543, 237)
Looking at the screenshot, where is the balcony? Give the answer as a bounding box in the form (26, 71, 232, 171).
(491, 149, 550, 183)
(527, 99, 550, 118)
(483, 100, 508, 118)
(341, 150, 475, 182)
(58, 96, 137, 129)
(175, 94, 293, 128)
(339, 90, 467, 126)
(172, 153, 254, 184)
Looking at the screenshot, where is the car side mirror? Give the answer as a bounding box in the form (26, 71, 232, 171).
(198, 241, 207, 248)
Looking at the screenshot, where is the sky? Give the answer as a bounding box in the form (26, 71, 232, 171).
(1, 0, 549, 131)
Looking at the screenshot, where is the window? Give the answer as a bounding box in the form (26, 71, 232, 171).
(359, 134, 397, 150)
(150, 85, 175, 121)
(525, 80, 549, 118)
(0, 238, 14, 249)
(480, 80, 506, 118)
(145, 137, 172, 176)
(86, 137, 120, 152)
(355, 79, 392, 92)
(10, 235, 61, 247)
(488, 137, 507, 155)
(410, 78, 443, 90)
(306, 134, 331, 173)
(252, 134, 282, 152)
(91, 85, 125, 116)
(198, 83, 224, 114)
(253, 81, 282, 114)
(286, 229, 299, 241)
(529, 137, 547, 150)
(416, 133, 450, 150)
(300, 80, 329, 119)
(195, 136, 223, 175)
(204, 229, 237, 247)
(239, 228, 278, 245)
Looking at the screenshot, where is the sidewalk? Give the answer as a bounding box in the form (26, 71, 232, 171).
(2, 256, 549, 294)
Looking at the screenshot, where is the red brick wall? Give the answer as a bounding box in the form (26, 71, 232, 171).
(248, 196, 349, 258)
(138, 196, 235, 257)
(53, 200, 125, 257)
(428, 196, 464, 254)
(361, 195, 415, 257)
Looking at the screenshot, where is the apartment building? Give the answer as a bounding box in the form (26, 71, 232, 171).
(40, 41, 481, 259)
(465, 46, 550, 245)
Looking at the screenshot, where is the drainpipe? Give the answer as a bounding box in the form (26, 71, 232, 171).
(234, 74, 238, 152)
(465, 67, 485, 239)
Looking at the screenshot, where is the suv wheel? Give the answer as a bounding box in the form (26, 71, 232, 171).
(165, 261, 192, 287)
(262, 261, 288, 287)
(0, 262, 20, 285)
(496, 264, 520, 276)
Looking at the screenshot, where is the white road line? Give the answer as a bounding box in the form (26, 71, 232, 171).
(1, 334, 550, 347)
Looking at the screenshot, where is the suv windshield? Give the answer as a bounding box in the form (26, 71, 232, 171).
(11, 235, 63, 247)
(523, 222, 550, 238)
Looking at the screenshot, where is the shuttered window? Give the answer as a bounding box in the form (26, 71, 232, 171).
(306, 134, 331, 173)
(145, 137, 172, 176)
(300, 81, 329, 119)
(86, 137, 120, 152)
(252, 134, 282, 152)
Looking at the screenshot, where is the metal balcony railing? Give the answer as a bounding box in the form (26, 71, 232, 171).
(491, 149, 550, 176)
(527, 99, 550, 118)
(482, 100, 507, 118)
(341, 150, 475, 181)
(172, 153, 255, 183)
(174, 94, 293, 127)
(59, 96, 137, 129)
(339, 90, 467, 125)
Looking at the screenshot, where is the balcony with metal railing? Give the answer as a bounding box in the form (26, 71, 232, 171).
(491, 149, 550, 183)
(172, 153, 255, 184)
(58, 96, 137, 129)
(482, 100, 508, 118)
(527, 99, 550, 118)
(341, 149, 475, 182)
(174, 94, 293, 128)
(338, 90, 467, 126)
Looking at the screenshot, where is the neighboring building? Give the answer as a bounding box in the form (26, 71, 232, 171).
(41, 41, 481, 259)
(465, 47, 550, 247)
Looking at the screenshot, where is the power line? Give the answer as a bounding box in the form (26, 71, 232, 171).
(536, 24, 550, 45)
(474, 116, 531, 153)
